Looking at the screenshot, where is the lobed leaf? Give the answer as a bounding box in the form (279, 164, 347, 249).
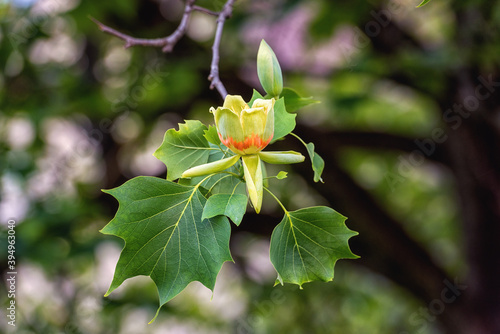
(101, 176, 233, 322)
(154, 120, 214, 181)
(270, 206, 358, 287)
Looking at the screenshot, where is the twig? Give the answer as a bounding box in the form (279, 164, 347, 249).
(192, 5, 219, 16)
(208, 0, 236, 99)
(91, 0, 235, 100)
(91, 0, 196, 52)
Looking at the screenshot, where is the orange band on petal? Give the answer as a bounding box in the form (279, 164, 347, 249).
(220, 133, 273, 155)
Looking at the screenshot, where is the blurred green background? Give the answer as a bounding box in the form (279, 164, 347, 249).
(1, 0, 500, 333)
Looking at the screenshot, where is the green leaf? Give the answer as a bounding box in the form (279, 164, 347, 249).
(305, 142, 325, 183)
(281, 87, 320, 113)
(249, 89, 264, 106)
(416, 0, 431, 7)
(202, 193, 248, 226)
(269, 206, 358, 287)
(101, 176, 233, 322)
(250, 90, 296, 142)
(276, 171, 288, 179)
(154, 120, 213, 181)
(273, 98, 296, 141)
(204, 125, 221, 146)
(257, 40, 283, 97)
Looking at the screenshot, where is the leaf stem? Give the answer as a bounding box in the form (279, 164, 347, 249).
(194, 173, 218, 191)
(290, 132, 307, 146)
(206, 174, 235, 195)
(264, 187, 288, 214)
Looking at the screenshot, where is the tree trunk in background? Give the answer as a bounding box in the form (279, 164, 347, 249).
(448, 112, 500, 333)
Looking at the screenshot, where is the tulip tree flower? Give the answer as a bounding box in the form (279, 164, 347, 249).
(182, 94, 305, 213)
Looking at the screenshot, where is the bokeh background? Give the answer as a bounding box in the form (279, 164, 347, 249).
(1, 0, 500, 333)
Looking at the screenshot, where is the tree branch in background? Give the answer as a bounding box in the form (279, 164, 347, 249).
(91, 0, 236, 100)
(90, 0, 196, 52)
(208, 0, 236, 98)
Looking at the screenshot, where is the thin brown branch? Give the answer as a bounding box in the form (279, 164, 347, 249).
(91, 0, 196, 52)
(192, 5, 219, 16)
(92, 0, 234, 100)
(208, 0, 236, 99)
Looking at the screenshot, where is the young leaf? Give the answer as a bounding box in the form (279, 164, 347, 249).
(269, 206, 358, 287)
(276, 171, 288, 179)
(154, 120, 213, 181)
(281, 87, 320, 113)
(101, 176, 233, 322)
(257, 40, 283, 97)
(202, 193, 248, 226)
(305, 142, 325, 183)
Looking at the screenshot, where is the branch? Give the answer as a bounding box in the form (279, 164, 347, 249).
(91, 0, 196, 52)
(208, 0, 236, 99)
(91, 0, 236, 100)
(192, 5, 219, 17)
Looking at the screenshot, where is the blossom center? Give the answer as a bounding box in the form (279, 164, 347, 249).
(219, 133, 273, 155)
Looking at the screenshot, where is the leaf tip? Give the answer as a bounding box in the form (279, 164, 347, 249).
(416, 0, 431, 7)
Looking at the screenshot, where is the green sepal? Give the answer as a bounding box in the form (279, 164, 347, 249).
(181, 155, 240, 178)
(258, 151, 305, 165)
(241, 154, 263, 213)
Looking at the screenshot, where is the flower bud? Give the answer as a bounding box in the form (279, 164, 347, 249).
(257, 40, 283, 97)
